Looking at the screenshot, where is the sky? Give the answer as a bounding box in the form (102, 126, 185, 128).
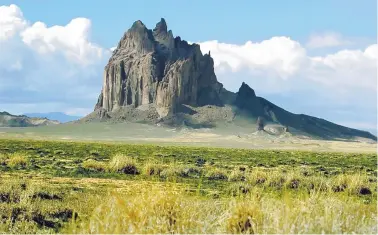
(0, 0, 377, 134)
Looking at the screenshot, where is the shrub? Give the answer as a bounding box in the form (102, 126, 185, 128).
(82, 159, 107, 172)
(228, 169, 246, 182)
(248, 169, 268, 186)
(181, 166, 202, 178)
(7, 154, 28, 169)
(206, 168, 228, 180)
(89, 150, 100, 156)
(356, 186, 372, 195)
(108, 154, 139, 174)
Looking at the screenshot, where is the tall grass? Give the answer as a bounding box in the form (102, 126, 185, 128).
(108, 154, 139, 174)
(7, 153, 28, 169)
(69, 186, 377, 234)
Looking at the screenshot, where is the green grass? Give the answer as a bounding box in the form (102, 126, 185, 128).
(0, 139, 376, 234)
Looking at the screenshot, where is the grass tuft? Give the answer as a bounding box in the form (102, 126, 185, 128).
(7, 154, 28, 169)
(108, 154, 139, 174)
(82, 159, 107, 172)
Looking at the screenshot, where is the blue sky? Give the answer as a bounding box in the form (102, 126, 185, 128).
(2, 0, 376, 47)
(0, 1, 377, 134)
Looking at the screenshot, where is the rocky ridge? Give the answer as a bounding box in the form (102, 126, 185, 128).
(0, 112, 60, 127)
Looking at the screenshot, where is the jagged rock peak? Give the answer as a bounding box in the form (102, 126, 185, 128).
(153, 18, 168, 34)
(95, 18, 224, 117)
(238, 82, 256, 97)
(131, 20, 147, 29)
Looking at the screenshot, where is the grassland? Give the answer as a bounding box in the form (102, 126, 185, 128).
(0, 138, 377, 234)
(1, 122, 376, 153)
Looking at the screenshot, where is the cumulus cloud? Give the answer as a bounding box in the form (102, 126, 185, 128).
(0, 4, 27, 40)
(0, 4, 110, 116)
(200, 38, 307, 78)
(306, 32, 352, 49)
(21, 18, 105, 65)
(197, 38, 377, 94)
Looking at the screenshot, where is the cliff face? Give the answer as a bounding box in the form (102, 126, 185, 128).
(95, 19, 223, 117)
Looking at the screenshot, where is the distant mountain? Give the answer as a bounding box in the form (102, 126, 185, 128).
(81, 18, 377, 142)
(24, 112, 82, 123)
(0, 111, 60, 127)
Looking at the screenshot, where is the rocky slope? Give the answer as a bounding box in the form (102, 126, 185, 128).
(232, 83, 377, 140)
(0, 112, 60, 127)
(83, 19, 376, 141)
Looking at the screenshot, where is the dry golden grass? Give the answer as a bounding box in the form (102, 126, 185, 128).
(108, 154, 139, 174)
(142, 162, 167, 176)
(7, 153, 28, 169)
(67, 185, 377, 234)
(82, 159, 107, 172)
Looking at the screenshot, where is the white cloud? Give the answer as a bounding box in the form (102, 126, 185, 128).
(0, 4, 27, 41)
(197, 39, 377, 94)
(0, 4, 110, 115)
(21, 18, 105, 65)
(306, 32, 352, 49)
(200, 38, 306, 78)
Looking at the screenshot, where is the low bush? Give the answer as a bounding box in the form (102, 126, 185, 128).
(206, 168, 228, 180)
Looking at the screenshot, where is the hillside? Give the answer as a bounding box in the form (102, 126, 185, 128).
(0, 111, 60, 127)
(24, 112, 81, 123)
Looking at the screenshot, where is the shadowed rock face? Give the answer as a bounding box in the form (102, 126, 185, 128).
(95, 18, 223, 117)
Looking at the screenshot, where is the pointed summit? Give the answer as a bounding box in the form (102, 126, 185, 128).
(95, 17, 222, 115)
(153, 18, 174, 53)
(238, 82, 256, 97)
(113, 19, 154, 55)
(131, 20, 147, 30)
(153, 18, 168, 34)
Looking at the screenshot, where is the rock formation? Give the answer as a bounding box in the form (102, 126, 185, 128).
(86, 18, 377, 142)
(256, 117, 264, 131)
(95, 18, 223, 117)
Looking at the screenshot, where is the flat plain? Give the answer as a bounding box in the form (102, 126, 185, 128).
(0, 123, 377, 233)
